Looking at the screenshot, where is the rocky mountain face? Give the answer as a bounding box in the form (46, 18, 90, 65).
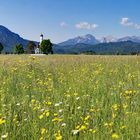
(58, 34, 100, 46)
(117, 36, 140, 43)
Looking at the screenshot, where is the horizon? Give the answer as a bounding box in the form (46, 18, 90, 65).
(0, 0, 140, 43)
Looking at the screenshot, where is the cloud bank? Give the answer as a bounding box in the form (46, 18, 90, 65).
(75, 22, 98, 30)
(121, 17, 140, 29)
(60, 22, 67, 27)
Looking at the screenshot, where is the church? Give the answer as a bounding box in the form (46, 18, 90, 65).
(35, 34, 44, 54)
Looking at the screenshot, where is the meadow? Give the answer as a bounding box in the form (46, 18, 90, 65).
(0, 55, 140, 140)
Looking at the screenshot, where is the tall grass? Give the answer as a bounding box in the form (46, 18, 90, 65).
(0, 55, 140, 140)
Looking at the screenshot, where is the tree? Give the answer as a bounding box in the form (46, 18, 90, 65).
(14, 44, 24, 54)
(27, 41, 36, 54)
(0, 42, 4, 54)
(40, 39, 53, 54)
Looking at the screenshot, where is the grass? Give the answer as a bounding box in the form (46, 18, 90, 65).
(0, 55, 140, 140)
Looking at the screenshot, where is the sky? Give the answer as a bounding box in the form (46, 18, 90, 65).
(0, 0, 140, 43)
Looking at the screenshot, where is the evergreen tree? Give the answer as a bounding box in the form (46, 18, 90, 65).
(14, 44, 24, 54)
(0, 42, 4, 54)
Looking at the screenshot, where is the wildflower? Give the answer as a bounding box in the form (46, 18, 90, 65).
(45, 111, 50, 117)
(61, 123, 66, 127)
(85, 115, 90, 121)
(31, 99, 35, 103)
(77, 106, 81, 110)
(39, 114, 44, 119)
(120, 125, 126, 130)
(55, 103, 60, 107)
(16, 103, 20, 106)
(24, 118, 28, 121)
(104, 123, 108, 127)
(41, 109, 45, 112)
(52, 117, 63, 123)
(109, 122, 113, 127)
(89, 129, 96, 133)
(39, 137, 43, 140)
(112, 133, 119, 139)
(72, 130, 79, 135)
(47, 102, 52, 105)
(59, 109, 63, 113)
(76, 97, 80, 100)
(54, 113, 58, 117)
(32, 57, 35, 60)
(1, 133, 8, 139)
(41, 128, 47, 135)
(0, 118, 6, 125)
(74, 93, 78, 96)
(112, 104, 118, 111)
(54, 131, 62, 140)
(79, 125, 87, 131)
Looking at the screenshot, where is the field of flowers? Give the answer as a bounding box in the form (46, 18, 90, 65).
(0, 55, 140, 140)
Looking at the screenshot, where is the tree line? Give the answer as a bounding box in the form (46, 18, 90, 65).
(0, 39, 53, 54)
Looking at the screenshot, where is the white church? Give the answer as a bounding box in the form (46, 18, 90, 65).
(35, 34, 44, 54)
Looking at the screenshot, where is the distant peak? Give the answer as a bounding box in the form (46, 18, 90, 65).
(85, 34, 94, 37)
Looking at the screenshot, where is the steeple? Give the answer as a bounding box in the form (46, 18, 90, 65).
(40, 34, 43, 45)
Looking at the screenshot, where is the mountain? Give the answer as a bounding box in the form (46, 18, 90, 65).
(117, 36, 140, 43)
(55, 34, 140, 54)
(58, 34, 100, 46)
(58, 35, 140, 45)
(0, 25, 33, 52)
(100, 36, 117, 43)
(54, 41, 140, 54)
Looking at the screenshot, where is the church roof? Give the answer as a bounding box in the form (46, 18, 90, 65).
(40, 34, 43, 37)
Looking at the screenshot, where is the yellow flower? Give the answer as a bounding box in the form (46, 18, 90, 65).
(54, 113, 58, 117)
(112, 104, 118, 111)
(32, 57, 36, 60)
(46, 111, 50, 117)
(120, 125, 126, 130)
(39, 137, 43, 140)
(47, 102, 52, 105)
(31, 99, 36, 103)
(55, 135, 62, 140)
(54, 131, 62, 140)
(104, 123, 108, 127)
(112, 133, 119, 139)
(41, 128, 47, 135)
(89, 129, 96, 133)
(79, 125, 87, 131)
(84, 115, 90, 121)
(52, 117, 63, 123)
(0, 118, 6, 125)
(39, 114, 44, 119)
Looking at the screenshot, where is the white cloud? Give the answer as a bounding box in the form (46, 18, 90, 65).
(75, 22, 98, 30)
(120, 17, 140, 29)
(60, 22, 67, 27)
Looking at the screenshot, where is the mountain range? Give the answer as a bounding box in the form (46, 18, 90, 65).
(58, 34, 140, 46)
(0, 25, 140, 54)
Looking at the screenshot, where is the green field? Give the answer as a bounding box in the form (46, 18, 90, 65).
(0, 55, 140, 140)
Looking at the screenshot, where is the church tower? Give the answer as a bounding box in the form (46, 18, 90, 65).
(40, 34, 43, 45)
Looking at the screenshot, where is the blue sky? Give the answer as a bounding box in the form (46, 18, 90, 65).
(0, 0, 140, 43)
